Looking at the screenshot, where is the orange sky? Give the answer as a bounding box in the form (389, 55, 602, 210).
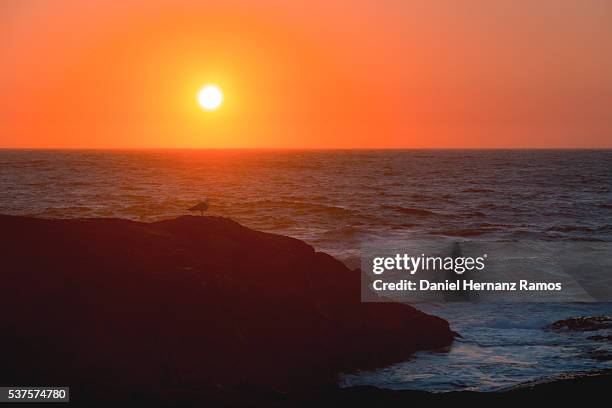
(1, 0, 611, 148)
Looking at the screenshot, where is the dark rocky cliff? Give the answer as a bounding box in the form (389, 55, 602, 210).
(0, 215, 453, 394)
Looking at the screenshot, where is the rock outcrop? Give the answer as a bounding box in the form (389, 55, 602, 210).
(547, 316, 612, 332)
(0, 215, 453, 394)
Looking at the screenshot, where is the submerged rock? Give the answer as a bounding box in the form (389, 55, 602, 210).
(547, 316, 612, 332)
(588, 349, 612, 361)
(587, 335, 612, 341)
(0, 215, 454, 393)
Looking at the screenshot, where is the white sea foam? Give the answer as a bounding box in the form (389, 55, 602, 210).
(341, 302, 612, 391)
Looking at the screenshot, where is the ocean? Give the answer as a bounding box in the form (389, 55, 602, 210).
(1, 149, 611, 391)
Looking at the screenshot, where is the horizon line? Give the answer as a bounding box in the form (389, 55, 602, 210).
(1, 147, 611, 151)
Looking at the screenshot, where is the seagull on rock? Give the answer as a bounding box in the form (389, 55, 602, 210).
(187, 199, 209, 216)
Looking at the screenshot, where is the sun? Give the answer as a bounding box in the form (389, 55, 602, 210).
(197, 85, 223, 111)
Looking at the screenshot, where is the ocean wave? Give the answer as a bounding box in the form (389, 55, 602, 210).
(317, 225, 372, 242)
(469, 316, 557, 331)
(458, 211, 487, 218)
(477, 203, 501, 209)
(430, 227, 493, 237)
(560, 237, 607, 242)
(390, 223, 418, 229)
(36, 205, 93, 218)
(547, 225, 595, 233)
(240, 199, 358, 217)
(463, 188, 495, 193)
(380, 205, 439, 217)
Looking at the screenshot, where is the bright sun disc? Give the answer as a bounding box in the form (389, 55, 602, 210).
(198, 85, 223, 111)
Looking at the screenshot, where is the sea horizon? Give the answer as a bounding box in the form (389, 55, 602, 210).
(2, 147, 612, 151)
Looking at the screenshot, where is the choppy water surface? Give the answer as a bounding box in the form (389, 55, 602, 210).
(1, 149, 611, 391)
(341, 302, 612, 391)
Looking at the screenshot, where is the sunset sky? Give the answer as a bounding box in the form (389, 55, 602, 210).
(1, 0, 611, 148)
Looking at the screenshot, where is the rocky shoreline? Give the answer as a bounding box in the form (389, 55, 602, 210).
(66, 370, 612, 406)
(0, 215, 454, 403)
